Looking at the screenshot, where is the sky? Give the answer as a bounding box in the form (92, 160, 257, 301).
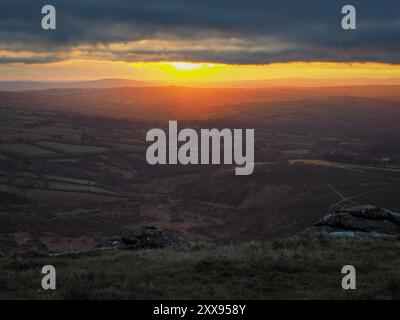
(0, 0, 400, 84)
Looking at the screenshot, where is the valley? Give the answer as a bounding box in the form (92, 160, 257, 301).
(1, 86, 400, 255)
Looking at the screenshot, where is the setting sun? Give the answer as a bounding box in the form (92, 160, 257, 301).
(169, 62, 205, 71)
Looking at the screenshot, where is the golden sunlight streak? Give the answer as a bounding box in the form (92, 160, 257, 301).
(1, 59, 400, 86)
(169, 62, 206, 71)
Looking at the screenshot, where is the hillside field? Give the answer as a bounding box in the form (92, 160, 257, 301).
(1, 237, 399, 300)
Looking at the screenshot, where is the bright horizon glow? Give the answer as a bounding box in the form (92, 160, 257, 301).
(168, 62, 212, 71)
(1, 60, 400, 86)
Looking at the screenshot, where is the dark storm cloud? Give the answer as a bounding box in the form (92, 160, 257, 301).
(0, 0, 399, 64)
(0, 56, 61, 64)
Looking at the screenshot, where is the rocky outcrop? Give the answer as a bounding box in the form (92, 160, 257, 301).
(121, 226, 189, 249)
(303, 205, 400, 239)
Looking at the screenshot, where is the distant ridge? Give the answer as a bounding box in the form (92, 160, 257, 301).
(0, 79, 150, 91)
(175, 77, 400, 88)
(2, 78, 400, 91)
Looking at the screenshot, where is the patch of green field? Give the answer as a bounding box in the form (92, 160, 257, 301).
(0, 176, 9, 183)
(0, 173, 113, 195)
(18, 172, 39, 179)
(0, 183, 20, 194)
(48, 181, 116, 195)
(320, 136, 342, 142)
(35, 126, 82, 135)
(0, 171, 38, 178)
(290, 159, 400, 172)
(276, 138, 315, 146)
(283, 149, 310, 155)
(24, 188, 121, 205)
(45, 175, 96, 186)
(256, 131, 316, 146)
(275, 133, 308, 139)
(0, 143, 57, 157)
(0, 178, 115, 196)
(0, 119, 23, 128)
(1, 237, 399, 299)
(36, 141, 110, 154)
(109, 142, 146, 153)
(275, 132, 316, 145)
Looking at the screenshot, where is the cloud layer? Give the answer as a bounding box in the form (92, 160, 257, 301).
(1, 0, 399, 64)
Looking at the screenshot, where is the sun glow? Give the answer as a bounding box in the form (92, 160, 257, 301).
(129, 61, 223, 82)
(169, 62, 206, 71)
(2, 59, 400, 86)
(128, 61, 400, 85)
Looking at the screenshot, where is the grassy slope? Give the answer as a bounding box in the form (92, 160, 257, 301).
(0, 143, 57, 157)
(1, 237, 400, 300)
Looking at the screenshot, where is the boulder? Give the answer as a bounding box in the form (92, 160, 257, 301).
(96, 237, 122, 248)
(121, 226, 189, 249)
(303, 205, 400, 239)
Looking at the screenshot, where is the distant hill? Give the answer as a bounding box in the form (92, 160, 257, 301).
(0, 79, 150, 91)
(0, 85, 399, 120)
(3, 78, 400, 91)
(184, 77, 400, 88)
